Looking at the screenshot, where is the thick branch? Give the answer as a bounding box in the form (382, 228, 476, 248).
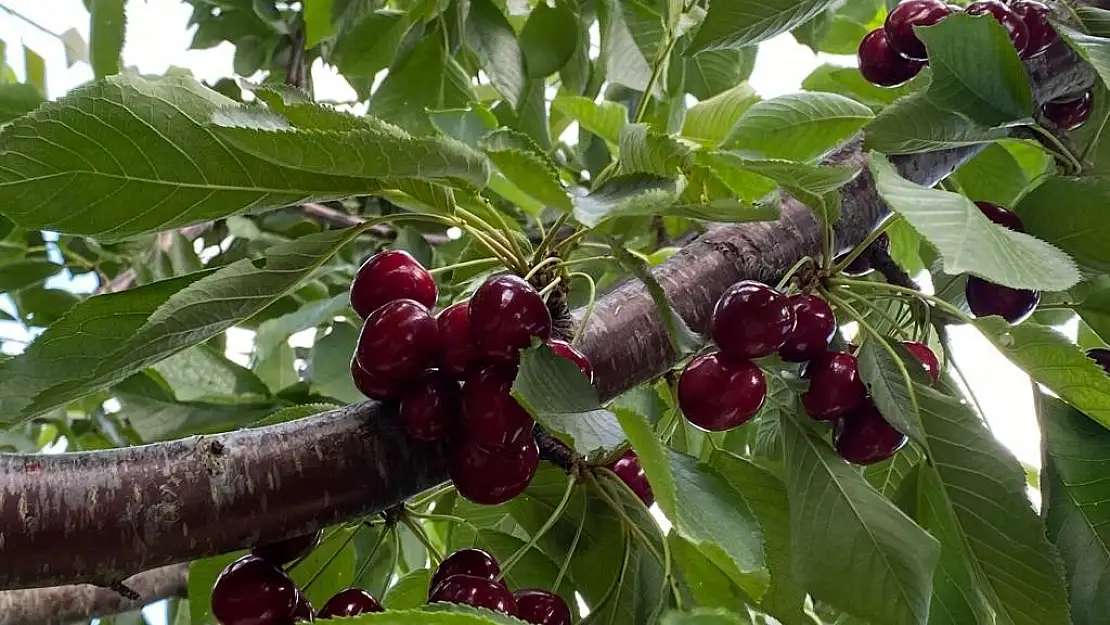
(0, 38, 1092, 599)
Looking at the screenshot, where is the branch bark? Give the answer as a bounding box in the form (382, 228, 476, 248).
(0, 34, 1093, 623)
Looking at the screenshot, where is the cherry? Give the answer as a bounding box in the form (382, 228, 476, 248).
(461, 364, 535, 451)
(858, 29, 926, 87)
(966, 0, 1030, 55)
(430, 574, 518, 615)
(1087, 348, 1110, 375)
(350, 250, 437, 319)
(211, 555, 298, 625)
(678, 352, 767, 431)
(513, 589, 572, 625)
(965, 277, 1041, 324)
(547, 338, 594, 382)
(779, 295, 836, 363)
(885, 0, 957, 61)
(430, 548, 501, 595)
(802, 351, 867, 422)
(1043, 90, 1093, 131)
(608, 449, 655, 506)
(834, 401, 909, 465)
(450, 435, 540, 505)
(975, 200, 1025, 232)
(355, 299, 439, 383)
(711, 280, 797, 360)
(437, 302, 475, 377)
(350, 357, 404, 402)
(292, 593, 314, 623)
(400, 371, 460, 442)
(1012, 0, 1057, 57)
(839, 233, 890, 277)
(316, 588, 384, 618)
(902, 341, 941, 384)
(252, 530, 322, 567)
(470, 275, 552, 362)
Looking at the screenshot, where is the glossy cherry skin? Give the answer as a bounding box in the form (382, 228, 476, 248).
(1012, 0, 1057, 58)
(779, 295, 837, 363)
(547, 338, 594, 382)
(834, 401, 909, 465)
(355, 299, 440, 383)
(438, 302, 475, 377)
(211, 555, 299, 625)
(678, 352, 767, 431)
(450, 435, 540, 505)
(430, 548, 502, 595)
(513, 589, 572, 625)
(1044, 90, 1093, 131)
(902, 341, 941, 384)
(858, 29, 926, 87)
(608, 449, 655, 506)
(966, 0, 1030, 55)
(1087, 348, 1110, 375)
(965, 277, 1041, 324)
(975, 201, 1025, 232)
(400, 371, 460, 442)
(470, 275, 552, 362)
(461, 364, 535, 451)
(711, 280, 797, 360)
(316, 588, 383, 618)
(885, 0, 956, 60)
(430, 574, 518, 615)
(802, 351, 868, 422)
(350, 357, 404, 402)
(292, 593, 314, 623)
(350, 250, 437, 319)
(252, 530, 322, 567)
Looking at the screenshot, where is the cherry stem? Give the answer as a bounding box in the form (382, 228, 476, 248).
(407, 483, 456, 510)
(551, 491, 588, 594)
(832, 278, 978, 326)
(428, 257, 501, 276)
(350, 525, 392, 587)
(568, 272, 598, 346)
(1029, 124, 1083, 174)
(559, 255, 616, 269)
(498, 475, 578, 579)
(534, 212, 572, 261)
(299, 522, 365, 593)
(456, 207, 525, 260)
(585, 470, 666, 566)
(400, 513, 443, 566)
(585, 526, 633, 618)
(834, 288, 914, 341)
(633, 36, 678, 123)
(1080, 105, 1110, 163)
(538, 277, 563, 299)
(523, 256, 561, 282)
(774, 255, 816, 291)
(830, 217, 896, 276)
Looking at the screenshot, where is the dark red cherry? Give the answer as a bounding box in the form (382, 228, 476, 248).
(975, 201, 1025, 232)
(430, 548, 502, 595)
(316, 588, 384, 618)
(1011, 0, 1057, 58)
(885, 0, 957, 60)
(400, 371, 460, 442)
(1087, 348, 1110, 375)
(965, 277, 1040, 324)
(966, 0, 1030, 55)
(513, 589, 572, 625)
(858, 29, 926, 87)
(252, 530, 322, 567)
(470, 275, 552, 362)
(350, 357, 404, 401)
(355, 299, 439, 383)
(438, 302, 475, 377)
(430, 574, 518, 615)
(450, 435, 540, 505)
(292, 593, 313, 623)
(834, 401, 909, 465)
(608, 449, 655, 506)
(711, 280, 797, 360)
(547, 338, 594, 382)
(460, 364, 534, 451)
(350, 250, 437, 319)
(211, 555, 298, 625)
(902, 341, 941, 384)
(802, 351, 867, 422)
(1043, 90, 1093, 131)
(779, 295, 837, 363)
(678, 352, 767, 431)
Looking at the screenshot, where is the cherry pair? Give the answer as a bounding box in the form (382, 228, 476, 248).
(429, 548, 572, 624)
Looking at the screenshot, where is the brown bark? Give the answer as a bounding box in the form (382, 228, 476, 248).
(0, 34, 1093, 624)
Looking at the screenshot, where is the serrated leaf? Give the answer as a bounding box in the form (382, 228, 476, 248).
(466, 0, 526, 108)
(685, 49, 758, 100)
(0, 82, 44, 124)
(952, 143, 1029, 207)
(802, 63, 915, 108)
(520, 4, 579, 78)
(856, 340, 930, 445)
(688, 0, 839, 52)
(1014, 176, 1110, 273)
(864, 91, 1008, 155)
(572, 173, 685, 226)
(89, 0, 126, 79)
(681, 83, 760, 146)
(551, 94, 629, 145)
(869, 152, 1080, 291)
(725, 92, 873, 162)
(618, 123, 692, 175)
(481, 128, 570, 211)
(152, 344, 270, 403)
(917, 14, 1033, 127)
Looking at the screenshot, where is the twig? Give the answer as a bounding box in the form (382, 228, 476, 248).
(298, 203, 452, 244)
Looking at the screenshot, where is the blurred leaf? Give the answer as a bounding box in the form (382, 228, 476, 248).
(252, 402, 339, 427)
(726, 92, 873, 162)
(661, 610, 753, 624)
(255, 293, 349, 362)
(952, 143, 1029, 207)
(152, 344, 270, 403)
(552, 94, 629, 145)
(802, 63, 915, 108)
(1015, 176, 1110, 273)
(384, 569, 433, 609)
(304, 0, 336, 46)
(466, 0, 526, 108)
(330, 9, 415, 81)
(311, 322, 364, 404)
(189, 552, 242, 625)
(369, 34, 476, 134)
(23, 46, 45, 96)
(0, 259, 61, 292)
(115, 373, 275, 441)
(288, 525, 359, 609)
(254, 342, 299, 394)
(689, 0, 839, 52)
(520, 4, 579, 78)
(89, 0, 126, 79)
(0, 83, 44, 124)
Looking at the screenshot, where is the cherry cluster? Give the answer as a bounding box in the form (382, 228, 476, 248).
(427, 548, 571, 624)
(964, 202, 1041, 324)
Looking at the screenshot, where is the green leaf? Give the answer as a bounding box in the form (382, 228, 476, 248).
(725, 92, 873, 162)
(0, 82, 44, 124)
(254, 293, 349, 363)
(466, 0, 526, 108)
(0, 259, 61, 292)
(310, 322, 364, 404)
(520, 4, 579, 78)
(917, 13, 1034, 127)
(952, 143, 1029, 207)
(481, 128, 571, 211)
(685, 49, 758, 100)
(368, 34, 475, 134)
(864, 92, 1008, 155)
(618, 124, 692, 175)
(189, 552, 242, 625)
(856, 340, 930, 446)
(383, 569, 433, 610)
(151, 344, 270, 403)
(688, 0, 839, 52)
(975, 318, 1110, 431)
(114, 374, 275, 441)
(551, 94, 629, 145)
(572, 173, 685, 226)
(1042, 395, 1110, 625)
(600, 0, 660, 95)
(0, 225, 368, 426)
(802, 63, 915, 108)
(718, 155, 860, 198)
(252, 402, 339, 427)
(868, 152, 1080, 291)
(681, 83, 760, 146)
(512, 343, 625, 456)
(1056, 24, 1110, 94)
(1015, 176, 1110, 273)
(661, 610, 753, 625)
(288, 526, 359, 609)
(24, 46, 45, 96)
(330, 9, 415, 82)
(780, 411, 938, 625)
